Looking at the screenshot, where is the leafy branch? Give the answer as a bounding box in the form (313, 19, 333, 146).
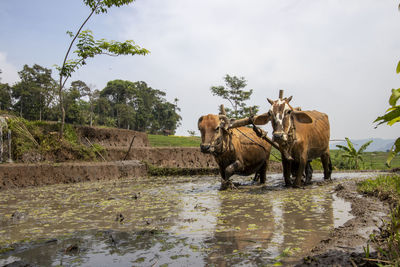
(374, 60, 400, 166)
(56, 0, 149, 137)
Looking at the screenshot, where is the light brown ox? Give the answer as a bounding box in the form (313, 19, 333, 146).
(230, 96, 332, 187)
(198, 110, 272, 190)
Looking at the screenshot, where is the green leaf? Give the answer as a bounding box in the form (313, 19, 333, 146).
(358, 140, 373, 154)
(386, 137, 400, 167)
(336, 145, 350, 153)
(375, 106, 400, 126)
(397, 60, 400, 74)
(345, 137, 355, 152)
(389, 88, 400, 107)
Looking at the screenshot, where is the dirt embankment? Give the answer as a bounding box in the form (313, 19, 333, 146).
(0, 161, 147, 191)
(76, 126, 149, 148)
(0, 125, 282, 190)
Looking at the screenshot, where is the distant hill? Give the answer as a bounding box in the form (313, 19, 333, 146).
(330, 138, 396, 152)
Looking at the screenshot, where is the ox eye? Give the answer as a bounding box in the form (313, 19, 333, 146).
(215, 126, 220, 131)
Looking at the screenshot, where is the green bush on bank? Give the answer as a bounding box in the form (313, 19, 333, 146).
(358, 175, 400, 203)
(6, 118, 104, 162)
(358, 174, 400, 265)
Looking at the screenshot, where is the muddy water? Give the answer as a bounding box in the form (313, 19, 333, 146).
(0, 172, 377, 266)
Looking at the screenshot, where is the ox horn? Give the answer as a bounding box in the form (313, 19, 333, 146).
(219, 104, 227, 116)
(218, 114, 230, 130)
(279, 89, 284, 100)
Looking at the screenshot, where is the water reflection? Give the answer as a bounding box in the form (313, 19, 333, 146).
(0, 173, 376, 266)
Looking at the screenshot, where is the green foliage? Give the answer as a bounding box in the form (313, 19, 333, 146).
(99, 80, 181, 133)
(0, 83, 12, 111)
(210, 74, 259, 119)
(397, 60, 400, 74)
(148, 134, 201, 147)
(330, 150, 400, 170)
(57, 0, 149, 136)
(358, 175, 400, 265)
(375, 59, 400, 166)
(358, 175, 400, 202)
(336, 137, 372, 169)
(83, 0, 135, 14)
(7, 118, 103, 162)
(59, 30, 149, 79)
(187, 130, 196, 136)
(3, 64, 181, 133)
(12, 64, 58, 121)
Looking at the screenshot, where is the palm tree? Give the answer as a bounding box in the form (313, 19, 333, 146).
(336, 138, 373, 169)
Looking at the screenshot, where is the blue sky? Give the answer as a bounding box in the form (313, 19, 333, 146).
(1, 0, 400, 139)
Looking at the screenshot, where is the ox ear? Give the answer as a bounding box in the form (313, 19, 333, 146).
(198, 116, 204, 129)
(253, 112, 271, 125)
(292, 111, 313, 124)
(267, 98, 274, 105)
(286, 96, 293, 103)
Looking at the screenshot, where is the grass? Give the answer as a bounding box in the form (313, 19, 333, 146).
(358, 174, 400, 265)
(6, 118, 104, 162)
(148, 134, 201, 147)
(358, 175, 400, 204)
(331, 150, 400, 170)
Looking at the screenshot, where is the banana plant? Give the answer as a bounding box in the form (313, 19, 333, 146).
(336, 138, 373, 170)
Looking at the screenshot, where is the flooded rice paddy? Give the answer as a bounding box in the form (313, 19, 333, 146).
(0, 172, 378, 266)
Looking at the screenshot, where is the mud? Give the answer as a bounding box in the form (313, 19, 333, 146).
(0, 172, 386, 266)
(295, 178, 390, 266)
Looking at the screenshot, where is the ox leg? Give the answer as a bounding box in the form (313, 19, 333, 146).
(259, 161, 267, 184)
(291, 161, 298, 178)
(321, 153, 332, 181)
(282, 158, 292, 187)
(294, 158, 306, 188)
(220, 160, 242, 190)
(304, 160, 313, 184)
(253, 172, 260, 183)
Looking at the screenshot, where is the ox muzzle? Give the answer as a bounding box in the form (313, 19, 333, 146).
(273, 131, 288, 142)
(200, 144, 211, 153)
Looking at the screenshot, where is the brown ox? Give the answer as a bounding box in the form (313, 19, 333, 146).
(198, 110, 272, 190)
(229, 96, 331, 187)
(265, 96, 332, 187)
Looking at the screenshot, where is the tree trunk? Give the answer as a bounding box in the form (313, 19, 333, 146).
(59, 85, 65, 138)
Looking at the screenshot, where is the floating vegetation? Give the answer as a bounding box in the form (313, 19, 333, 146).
(0, 173, 371, 266)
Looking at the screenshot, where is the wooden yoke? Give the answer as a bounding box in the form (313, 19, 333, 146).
(227, 111, 280, 150)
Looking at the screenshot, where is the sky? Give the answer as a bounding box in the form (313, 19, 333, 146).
(0, 0, 399, 139)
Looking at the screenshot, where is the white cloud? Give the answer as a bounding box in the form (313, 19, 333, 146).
(0, 52, 19, 85)
(80, 1, 400, 138)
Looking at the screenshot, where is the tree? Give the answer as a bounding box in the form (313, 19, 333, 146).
(336, 138, 373, 169)
(0, 70, 12, 111)
(12, 64, 57, 121)
(0, 83, 12, 111)
(98, 79, 181, 133)
(210, 74, 259, 119)
(56, 0, 149, 137)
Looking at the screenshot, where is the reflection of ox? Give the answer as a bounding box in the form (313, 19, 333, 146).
(229, 93, 331, 187)
(198, 107, 271, 190)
